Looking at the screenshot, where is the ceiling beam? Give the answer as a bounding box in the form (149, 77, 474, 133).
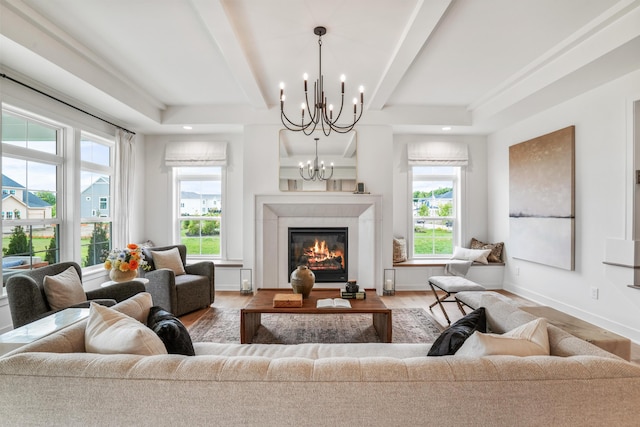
(189, 0, 267, 109)
(367, 0, 453, 111)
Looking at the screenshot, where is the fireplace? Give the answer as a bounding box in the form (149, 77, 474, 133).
(288, 227, 348, 283)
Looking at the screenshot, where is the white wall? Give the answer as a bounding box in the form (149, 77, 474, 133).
(487, 69, 640, 342)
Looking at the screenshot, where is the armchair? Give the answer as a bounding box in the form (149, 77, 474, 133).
(6, 261, 146, 328)
(140, 245, 214, 316)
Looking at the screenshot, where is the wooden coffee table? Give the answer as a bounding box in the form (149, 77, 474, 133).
(240, 288, 392, 344)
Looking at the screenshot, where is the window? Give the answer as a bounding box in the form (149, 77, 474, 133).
(411, 166, 460, 257)
(80, 133, 113, 267)
(174, 166, 222, 257)
(1, 110, 62, 275)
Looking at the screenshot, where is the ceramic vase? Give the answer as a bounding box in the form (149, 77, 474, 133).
(109, 268, 138, 283)
(290, 265, 315, 298)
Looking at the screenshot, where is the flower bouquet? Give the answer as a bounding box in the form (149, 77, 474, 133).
(104, 243, 150, 282)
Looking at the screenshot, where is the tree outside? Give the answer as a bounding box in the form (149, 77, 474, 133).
(85, 224, 110, 267)
(3, 226, 33, 256)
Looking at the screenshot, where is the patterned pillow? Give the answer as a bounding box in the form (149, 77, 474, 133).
(470, 238, 504, 263)
(393, 238, 407, 263)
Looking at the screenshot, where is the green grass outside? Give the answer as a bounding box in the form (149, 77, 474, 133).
(3, 237, 95, 265)
(3, 235, 221, 267)
(181, 235, 220, 256)
(414, 228, 453, 255)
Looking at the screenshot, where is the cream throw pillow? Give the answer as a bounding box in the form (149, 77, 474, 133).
(85, 302, 167, 355)
(451, 246, 492, 264)
(43, 266, 87, 310)
(455, 318, 550, 357)
(151, 247, 186, 276)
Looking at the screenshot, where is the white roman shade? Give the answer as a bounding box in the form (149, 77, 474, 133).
(407, 142, 468, 166)
(165, 141, 227, 166)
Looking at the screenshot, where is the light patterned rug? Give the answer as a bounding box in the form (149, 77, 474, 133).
(187, 308, 444, 344)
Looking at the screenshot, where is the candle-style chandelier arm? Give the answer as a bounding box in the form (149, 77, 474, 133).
(298, 138, 334, 181)
(279, 26, 364, 137)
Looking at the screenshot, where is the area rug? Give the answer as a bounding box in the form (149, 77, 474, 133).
(187, 308, 444, 344)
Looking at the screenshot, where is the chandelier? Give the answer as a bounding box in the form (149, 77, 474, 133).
(300, 138, 334, 181)
(280, 26, 364, 136)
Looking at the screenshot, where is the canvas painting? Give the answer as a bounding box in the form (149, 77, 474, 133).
(509, 126, 575, 270)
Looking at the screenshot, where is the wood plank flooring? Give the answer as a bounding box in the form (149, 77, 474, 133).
(181, 290, 640, 365)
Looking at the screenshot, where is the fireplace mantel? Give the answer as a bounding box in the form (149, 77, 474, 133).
(254, 194, 383, 292)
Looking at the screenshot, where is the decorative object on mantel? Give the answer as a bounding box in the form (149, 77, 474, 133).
(353, 182, 369, 194)
(509, 126, 575, 270)
(240, 268, 253, 295)
(290, 265, 315, 298)
(279, 26, 364, 136)
(299, 137, 333, 181)
(104, 243, 149, 282)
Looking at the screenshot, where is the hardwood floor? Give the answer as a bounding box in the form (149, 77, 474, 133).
(181, 290, 640, 365)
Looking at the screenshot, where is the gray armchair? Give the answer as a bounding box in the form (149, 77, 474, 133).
(6, 261, 146, 328)
(140, 244, 214, 316)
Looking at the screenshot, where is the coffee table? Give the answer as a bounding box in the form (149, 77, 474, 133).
(0, 308, 90, 356)
(240, 288, 392, 344)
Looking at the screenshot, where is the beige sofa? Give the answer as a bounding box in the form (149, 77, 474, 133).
(1, 292, 639, 426)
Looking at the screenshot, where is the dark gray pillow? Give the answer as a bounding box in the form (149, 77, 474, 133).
(427, 307, 486, 356)
(147, 306, 195, 356)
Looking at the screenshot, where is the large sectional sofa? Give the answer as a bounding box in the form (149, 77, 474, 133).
(1, 292, 639, 426)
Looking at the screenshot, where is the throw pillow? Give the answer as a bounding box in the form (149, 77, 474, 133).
(393, 237, 407, 263)
(147, 306, 195, 356)
(151, 247, 186, 276)
(85, 302, 167, 355)
(455, 318, 550, 357)
(451, 246, 492, 264)
(43, 266, 87, 311)
(470, 238, 504, 263)
(427, 307, 486, 356)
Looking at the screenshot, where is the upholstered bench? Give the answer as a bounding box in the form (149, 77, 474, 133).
(428, 276, 485, 324)
(455, 290, 517, 311)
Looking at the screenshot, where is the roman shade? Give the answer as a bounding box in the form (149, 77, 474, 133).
(407, 142, 468, 166)
(165, 141, 227, 166)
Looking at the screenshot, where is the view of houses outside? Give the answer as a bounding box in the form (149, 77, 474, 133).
(413, 185, 454, 256)
(1, 174, 57, 274)
(177, 169, 222, 256)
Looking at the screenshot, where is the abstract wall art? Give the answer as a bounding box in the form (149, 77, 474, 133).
(509, 126, 575, 270)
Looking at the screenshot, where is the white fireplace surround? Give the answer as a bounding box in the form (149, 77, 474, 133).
(255, 194, 383, 292)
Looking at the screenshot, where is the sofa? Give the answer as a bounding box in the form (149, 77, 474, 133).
(1, 292, 639, 426)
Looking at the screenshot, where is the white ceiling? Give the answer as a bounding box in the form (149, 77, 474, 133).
(1, 0, 639, 135)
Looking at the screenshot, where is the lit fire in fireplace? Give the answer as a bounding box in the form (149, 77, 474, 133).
(303, 239, 344, 270)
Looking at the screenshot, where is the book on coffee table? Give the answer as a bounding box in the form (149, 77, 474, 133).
(316, 298, 352, 309)
(340, 289, 366, 299)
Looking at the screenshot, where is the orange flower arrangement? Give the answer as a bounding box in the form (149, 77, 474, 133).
(104, 243, 149, 272)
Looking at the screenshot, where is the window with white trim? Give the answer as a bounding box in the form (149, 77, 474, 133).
(411, 166, 460, 257)
(1, 110, 62, 275)
(174, 166, 222, 257)
(80, 132, 113, 267)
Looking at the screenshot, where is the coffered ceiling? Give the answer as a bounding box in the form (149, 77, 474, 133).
(1, 0, 639, 135)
